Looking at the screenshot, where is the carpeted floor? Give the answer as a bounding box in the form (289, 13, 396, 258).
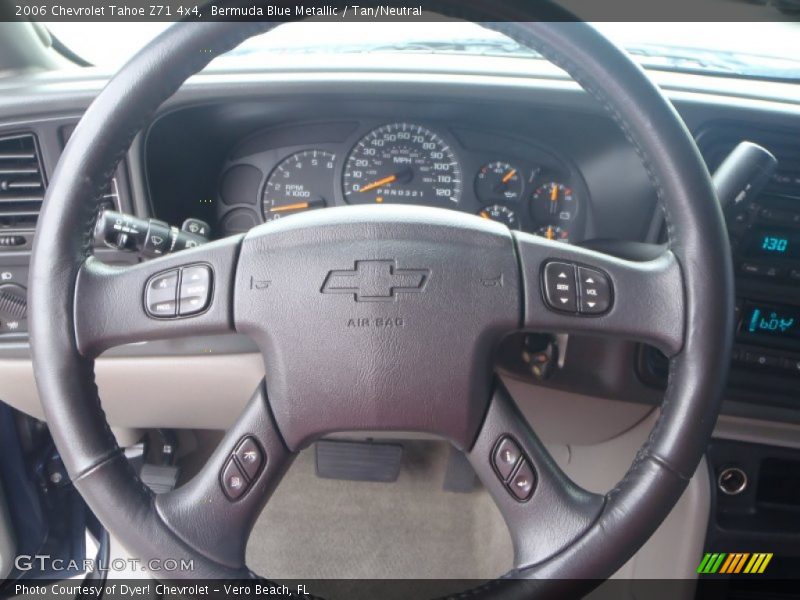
(246, 440, 513, 580)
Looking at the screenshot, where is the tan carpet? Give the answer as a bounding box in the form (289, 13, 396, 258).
(246, 440, 513, 580)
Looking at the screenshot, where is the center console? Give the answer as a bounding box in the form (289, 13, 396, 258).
(635, 124, 800, 410)
(640, 190, 800, 407)
(729, 190, 800, 382)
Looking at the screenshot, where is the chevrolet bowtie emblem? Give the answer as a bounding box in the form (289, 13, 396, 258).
(321, 260, 429, 302)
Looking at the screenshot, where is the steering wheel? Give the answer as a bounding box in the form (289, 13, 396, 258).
(28, 3, 733, 597)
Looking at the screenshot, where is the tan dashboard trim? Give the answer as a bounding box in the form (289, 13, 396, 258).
(0, 353, 264, 428)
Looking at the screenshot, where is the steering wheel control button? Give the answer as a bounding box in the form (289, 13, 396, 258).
(178, 265, 212, 316)
(543, 261, 577, 312)
(577, 267, 612, 314)
(492, 436, 537, 501)
(509, 460, 536, 501)
(493, 437, 522, 480)
(219, 436, 267, 501)
(145, 269, 179, 318)
(221, 457, 248, 501)
(234, 436, 264, 480)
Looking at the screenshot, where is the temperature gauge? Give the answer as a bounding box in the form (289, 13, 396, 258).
(477, 204, 519, 229)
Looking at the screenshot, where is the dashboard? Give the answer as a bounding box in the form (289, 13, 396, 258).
(1, 57, 800, 432)
(0, 49, 799, 583)
(215, 120, 587, 243)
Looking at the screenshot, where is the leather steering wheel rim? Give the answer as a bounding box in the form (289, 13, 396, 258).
(29, 3, 734, 597)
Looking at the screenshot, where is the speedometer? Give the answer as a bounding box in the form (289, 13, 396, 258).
(342, 123, 462, 206)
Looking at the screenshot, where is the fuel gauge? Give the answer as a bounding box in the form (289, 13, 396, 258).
(478, 204, 519, 229)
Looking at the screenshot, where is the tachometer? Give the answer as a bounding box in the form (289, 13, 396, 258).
(343, 123, 462, 206)
(262, 150, 335, 221)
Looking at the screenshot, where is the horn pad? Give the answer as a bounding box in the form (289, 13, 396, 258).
(235, 205, 520, 450)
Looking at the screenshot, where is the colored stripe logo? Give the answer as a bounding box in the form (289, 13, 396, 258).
(697, 552, 773, 574)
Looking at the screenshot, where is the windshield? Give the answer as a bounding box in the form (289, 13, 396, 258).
(45, 21, 800, 81)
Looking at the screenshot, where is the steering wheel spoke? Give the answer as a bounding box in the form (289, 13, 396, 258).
(73, 235, 242, 357)
(515, 231, 686, 357)
(155, 380, 293, 568)
(469, 382, 604, 569)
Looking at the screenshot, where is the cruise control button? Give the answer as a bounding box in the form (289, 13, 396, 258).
(180, 296, 206, 314)
(149, 300, 177, 317)
(578, 267, 611, 314)
(543, 262, 576, 312)
(221, 457, 248, 500)
(179, 265, 212, 316)
(508, 460, 536, 501)
(234, 436, 264, 480)
(492, 437, 522, 480)
(145, 270, 178, 318)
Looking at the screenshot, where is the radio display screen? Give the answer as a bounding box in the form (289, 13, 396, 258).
(745, 229, 800, 260)
(742, 303, 800, 342)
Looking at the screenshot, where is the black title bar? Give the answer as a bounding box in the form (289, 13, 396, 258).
(0, 0, 798, 22)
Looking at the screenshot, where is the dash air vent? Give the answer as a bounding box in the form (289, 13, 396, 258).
(0, 132, 45, 230)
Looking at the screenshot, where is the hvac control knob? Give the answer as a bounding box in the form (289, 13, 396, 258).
(0, 283, 27, 334)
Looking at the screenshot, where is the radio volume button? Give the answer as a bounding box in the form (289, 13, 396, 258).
(578, 267, 611, 314)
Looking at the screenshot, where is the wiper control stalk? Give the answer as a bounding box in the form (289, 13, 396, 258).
(94, 209, 210, 258)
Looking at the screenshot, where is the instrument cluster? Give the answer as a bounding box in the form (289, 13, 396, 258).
(217, 121, 587, 243)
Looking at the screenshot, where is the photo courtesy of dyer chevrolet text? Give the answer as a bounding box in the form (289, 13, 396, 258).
(14, 583, 311, 597)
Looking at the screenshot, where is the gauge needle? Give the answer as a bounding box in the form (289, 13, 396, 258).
(549, 184, 559, 215)
(501, 169, 517, 184)
(358, 174, 397, 193)
(268, 199, 325, 213)
(479, 211, 490, 219)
